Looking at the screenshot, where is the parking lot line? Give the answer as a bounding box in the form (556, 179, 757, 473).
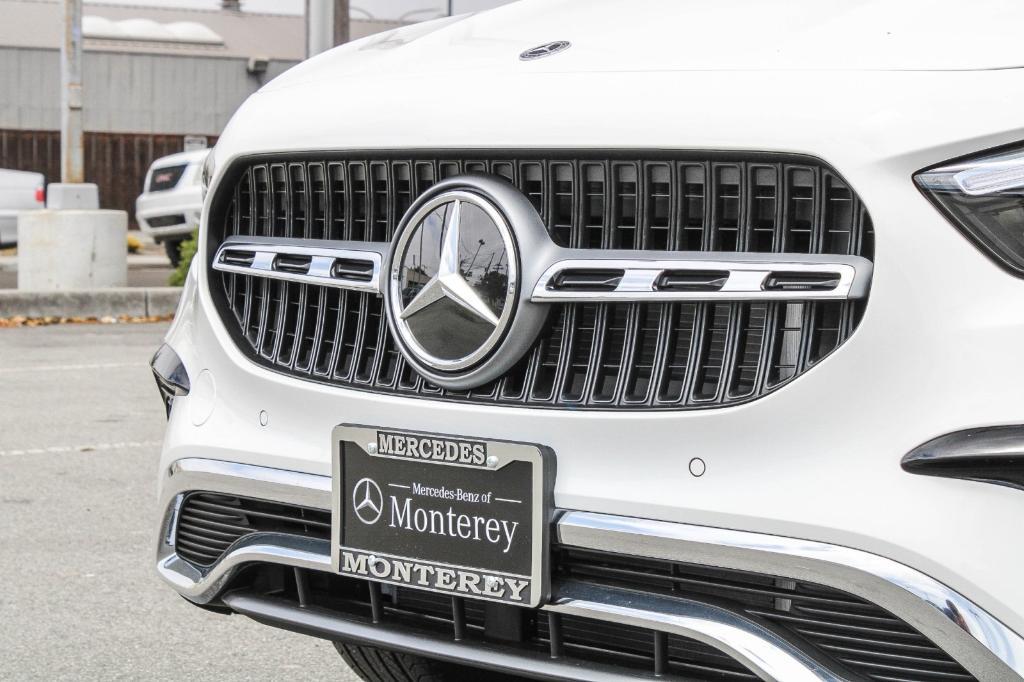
(0, 362, 147, 373)
(0, 439, 163, 457)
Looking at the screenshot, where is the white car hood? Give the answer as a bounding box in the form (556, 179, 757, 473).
(214, 0, 1024, 190)
(263, 0, 1024, 94)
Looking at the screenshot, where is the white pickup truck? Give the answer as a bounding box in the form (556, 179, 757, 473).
(0, 169, 45, 247)
(135, 149, 208, 265)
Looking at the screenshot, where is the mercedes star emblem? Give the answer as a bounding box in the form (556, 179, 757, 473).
(519, 41, 571, 61)
(388, 187, 518, 374)
(385, 175, 551, 390)
(400, 199, 501, 328)
(352, 477, 383, 525)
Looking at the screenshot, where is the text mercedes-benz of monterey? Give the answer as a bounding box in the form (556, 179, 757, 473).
(150, 2, 1024, 680)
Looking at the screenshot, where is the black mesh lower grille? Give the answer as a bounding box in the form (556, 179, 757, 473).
(147, 213, 186, 228)
(556, 547, 976, 682)
(229, 565, 759, 680)
(534, 612, 757, 679)
(173, 493, 330, 566)
(173, 497, 975, 682)
(208, 152, 873, 411)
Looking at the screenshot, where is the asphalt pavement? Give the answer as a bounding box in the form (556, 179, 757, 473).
(0, 322, 355, 680)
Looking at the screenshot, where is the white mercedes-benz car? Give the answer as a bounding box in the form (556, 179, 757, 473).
(135, 149, 208, 265)
(152, 2, 1024, 680)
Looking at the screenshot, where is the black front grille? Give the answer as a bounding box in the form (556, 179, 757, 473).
(385, 587, 757, 679)
(557, 548, 975, 682)
(147, 214, 186, 228)
(229, 565, 759, 680)
(149, 164, 187, 192)
(173, 493, 330, 566)
(209, 153, 873, 410)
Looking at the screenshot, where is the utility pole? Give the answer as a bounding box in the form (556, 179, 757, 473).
(307, 0, 350, 58)
(20, 0, 125, 292)
(60, 0, 84, 184)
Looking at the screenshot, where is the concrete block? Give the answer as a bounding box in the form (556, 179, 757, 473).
(17, 210, 128, 290)
(46, 183, 100, 210)
(146, 288, 183, 317)
(0, 288, 148, 319)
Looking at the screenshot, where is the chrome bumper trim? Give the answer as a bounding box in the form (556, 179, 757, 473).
(163, 457, 331, 508)
(157, 458, 1024, 681)
(158, 533, 330, 601)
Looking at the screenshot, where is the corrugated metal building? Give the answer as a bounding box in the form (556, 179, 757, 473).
(0, 0, 401, 223)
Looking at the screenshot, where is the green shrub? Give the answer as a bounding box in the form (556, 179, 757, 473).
(169, 231, 198, 287)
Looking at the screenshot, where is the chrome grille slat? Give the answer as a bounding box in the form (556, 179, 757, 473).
(208, 153, 873, 409)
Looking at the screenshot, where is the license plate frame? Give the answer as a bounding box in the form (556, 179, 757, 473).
(331, 424, 554, 608)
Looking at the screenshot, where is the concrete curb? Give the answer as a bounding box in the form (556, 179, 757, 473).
(0, 254, 171, 272)
(0, 287, 181, 319)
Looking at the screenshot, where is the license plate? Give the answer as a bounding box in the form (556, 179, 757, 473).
(331, 424, 554, 608)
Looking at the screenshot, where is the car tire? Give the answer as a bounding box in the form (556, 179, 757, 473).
(334, 642, 521, 682)
(165, 239, 183, 267)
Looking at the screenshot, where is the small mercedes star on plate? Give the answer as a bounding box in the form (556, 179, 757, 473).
(151, 2, 1024, 681)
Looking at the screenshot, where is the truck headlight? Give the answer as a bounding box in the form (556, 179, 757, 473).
(915, 144, 1024, 276)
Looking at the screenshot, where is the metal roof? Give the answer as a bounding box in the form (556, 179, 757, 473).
(0, 0, 406, 60)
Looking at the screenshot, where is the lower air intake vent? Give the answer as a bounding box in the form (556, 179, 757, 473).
(172, 494, 976, 682)
(227, 566, 761, 680)
(173, 493, 330, 566)
(557, 547, 976, 682)
(147, 214, 186, 228)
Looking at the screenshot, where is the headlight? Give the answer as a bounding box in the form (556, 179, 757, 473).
(915, 144, 1024, 276)
(200, 149, 216, 199)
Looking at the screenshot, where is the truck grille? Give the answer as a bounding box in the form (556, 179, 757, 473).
(208, 153, 874, 409)
(148, 164, 187, 192)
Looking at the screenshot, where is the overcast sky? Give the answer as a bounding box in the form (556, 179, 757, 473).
(84, 0, 514, 21)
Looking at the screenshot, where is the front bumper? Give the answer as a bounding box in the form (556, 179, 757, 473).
(135, 186, 202, 240)
(156, 457, 1023, 681)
